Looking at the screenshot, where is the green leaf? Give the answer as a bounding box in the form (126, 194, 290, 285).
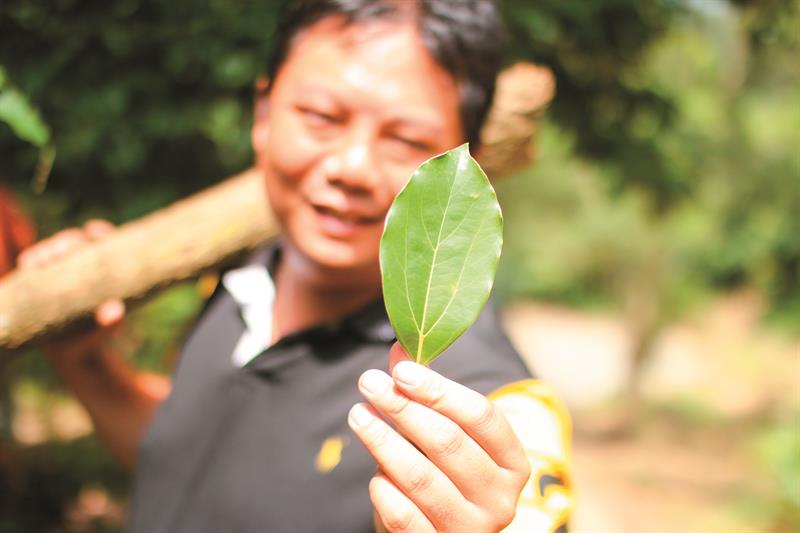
(0, 87, 51, 147)
(380, 144, 503, 365)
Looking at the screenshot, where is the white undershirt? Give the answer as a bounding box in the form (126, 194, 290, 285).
(221, 264, 276, 368)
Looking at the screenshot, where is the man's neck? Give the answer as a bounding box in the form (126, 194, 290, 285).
(270, 245, 381, 342)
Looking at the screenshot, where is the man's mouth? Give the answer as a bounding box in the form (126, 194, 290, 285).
(311, 204, 384, 226)
(309, 202, 385, 239)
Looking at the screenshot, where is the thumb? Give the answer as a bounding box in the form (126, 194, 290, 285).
(388, 341, 411, 374)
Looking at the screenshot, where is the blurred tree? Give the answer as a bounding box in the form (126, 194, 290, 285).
(499, 0, 798, 320)
(0, 0, 685, 225)
(503, 0, 685, 203)
(496, 0, 799, 413)
(0, 0, 280, 226)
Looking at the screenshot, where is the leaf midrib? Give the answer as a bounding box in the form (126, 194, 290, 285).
(415, 158, 459, 361)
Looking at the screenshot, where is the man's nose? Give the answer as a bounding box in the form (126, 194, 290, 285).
(323, 126, 379, 193)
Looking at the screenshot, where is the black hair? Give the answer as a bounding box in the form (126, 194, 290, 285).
(266, 0, 506, 147)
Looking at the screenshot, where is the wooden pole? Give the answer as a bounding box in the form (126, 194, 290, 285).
(0, 63, 555, 349)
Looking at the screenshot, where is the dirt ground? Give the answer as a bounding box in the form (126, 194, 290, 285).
(503, 290, 800, 532)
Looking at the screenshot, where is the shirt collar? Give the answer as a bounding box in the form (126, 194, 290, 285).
(339, 298, 396, 344)
(222, 243, 395, 353)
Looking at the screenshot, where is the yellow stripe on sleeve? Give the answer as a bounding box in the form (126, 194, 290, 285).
(488, 379, 573, 533)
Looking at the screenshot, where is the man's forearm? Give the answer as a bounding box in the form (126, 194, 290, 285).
(45, 346, 170, 467)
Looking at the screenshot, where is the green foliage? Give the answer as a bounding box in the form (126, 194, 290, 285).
(496, 2, 799, 330)
(381, 145, 502, 364)
(503, 0, 686, 203)
(633, 6, 800, 311)
(752, 417, 800, 530)
(0, 0, 280, 220)
(0, 0, 686, 221)
(126, 282, 206, 372)
(495, 122, 709, 319)
(0, 66, 50, 147)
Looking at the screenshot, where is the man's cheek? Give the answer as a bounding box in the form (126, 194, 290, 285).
(385, 164, 418, 199)
(267, 119, 323, 179)
(359, 225, 385, 255)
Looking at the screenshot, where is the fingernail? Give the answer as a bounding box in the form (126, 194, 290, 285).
(359, 369, 392, 396)
(349, 403, 373, 428)
(100, 300, 124, 323)
(393, 361, 424, 388)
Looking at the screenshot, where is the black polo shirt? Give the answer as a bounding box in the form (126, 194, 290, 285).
(126, 245, 531, 533)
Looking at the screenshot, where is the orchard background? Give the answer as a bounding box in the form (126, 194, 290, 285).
(1, 1, 797, 531)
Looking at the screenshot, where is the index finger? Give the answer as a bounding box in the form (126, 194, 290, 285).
(17, 228, 85, 268)
(391, 361, 526, 471)
(83, 219, 114, 240)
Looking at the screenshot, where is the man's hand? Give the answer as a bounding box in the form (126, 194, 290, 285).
(17, 219, 124, 359)
(349, 343, 531, 533)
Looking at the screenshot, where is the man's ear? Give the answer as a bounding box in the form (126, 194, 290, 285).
(252, 76, 271, 152)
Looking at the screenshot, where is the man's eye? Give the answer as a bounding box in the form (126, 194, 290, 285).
(299, 107, 338, 125)
(390, 135, 430, 152)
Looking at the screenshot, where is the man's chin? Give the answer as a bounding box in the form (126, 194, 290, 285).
(293, 236, 377, 274)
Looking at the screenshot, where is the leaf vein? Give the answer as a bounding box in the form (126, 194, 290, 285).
(439, 197, 479, 248)
(422, 211, 489, 337)
(418, 197, 437, 251)
(401, 210, 421, 331)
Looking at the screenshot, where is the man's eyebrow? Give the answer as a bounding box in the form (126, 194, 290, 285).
(387, 117, 444, 135)
(293, 83, 337, 100)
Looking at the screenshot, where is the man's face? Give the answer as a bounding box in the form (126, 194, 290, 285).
(252, 18, 463, 280)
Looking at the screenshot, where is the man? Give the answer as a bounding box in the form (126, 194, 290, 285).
(20, 1, 571, 531)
